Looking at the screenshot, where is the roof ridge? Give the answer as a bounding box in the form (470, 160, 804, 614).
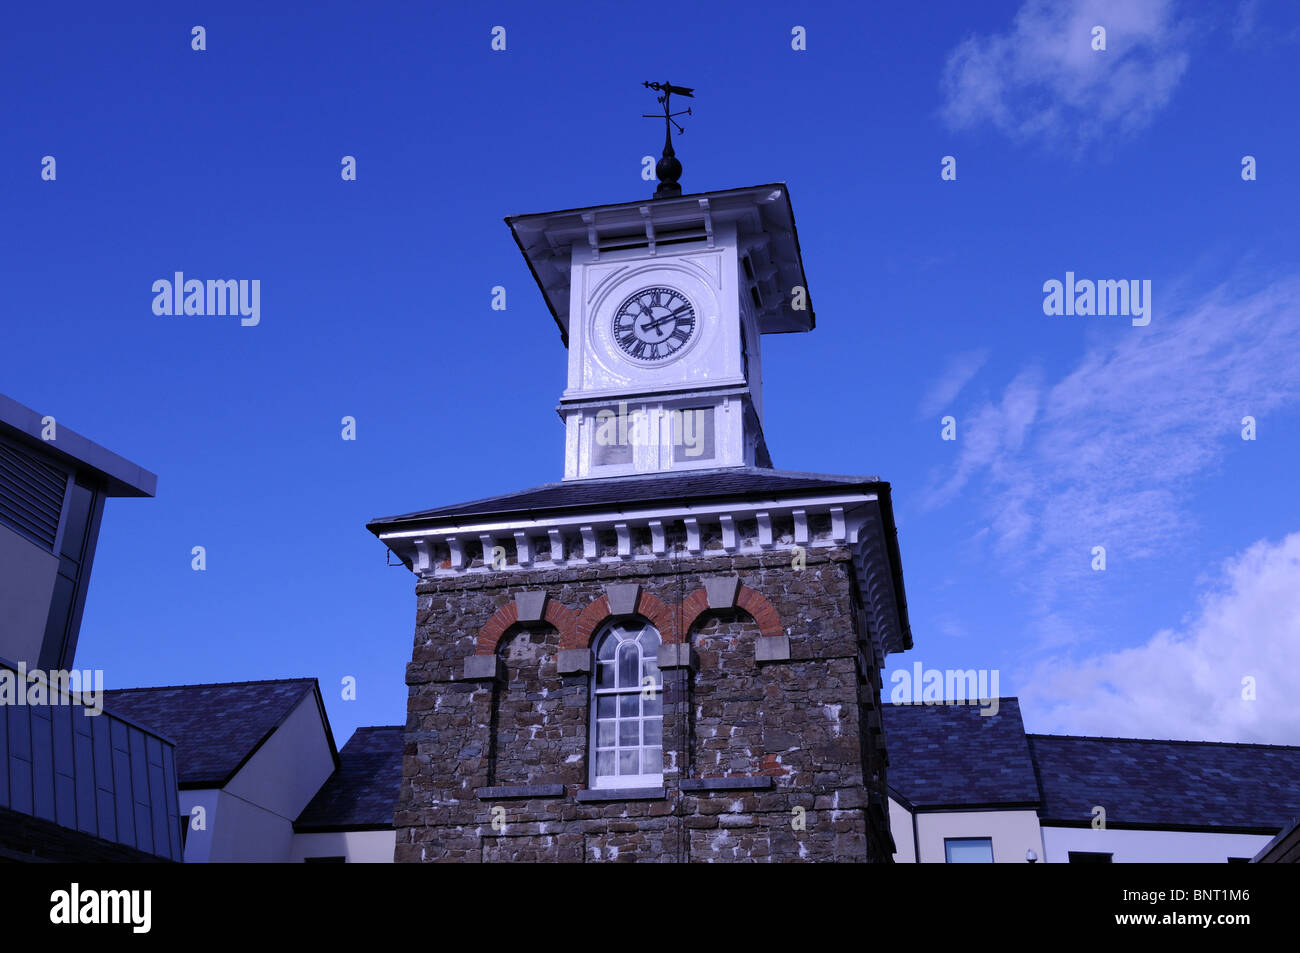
(104, 676, 318, 694)
(1027, 732, 1300, 751)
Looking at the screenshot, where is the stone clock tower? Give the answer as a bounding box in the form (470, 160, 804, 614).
(369, 133, 912, 862)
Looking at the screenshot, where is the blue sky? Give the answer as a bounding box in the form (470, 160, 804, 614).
(3, 0, 1298, 748)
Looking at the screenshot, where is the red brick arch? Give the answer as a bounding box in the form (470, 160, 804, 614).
(562, 590, 679, 650)
(476, 585, 779, 656)
(680, 584, 783, 640)
(476, 600, 577, 656)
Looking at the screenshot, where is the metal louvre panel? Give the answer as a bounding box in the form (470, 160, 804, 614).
(0, 439, 67, 550)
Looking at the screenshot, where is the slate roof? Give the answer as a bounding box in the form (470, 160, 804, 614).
(368, 467, 883, 529)
(881, 698, 1300, 833)
(882, 699, 1042, 809)
(102, 678, 328, 788)
(1028, 734, 1300, 833)
(295, 726, 404, 832)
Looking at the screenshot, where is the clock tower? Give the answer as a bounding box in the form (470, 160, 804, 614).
(370, 96, 912, 863)
(507, 182, 812, 479)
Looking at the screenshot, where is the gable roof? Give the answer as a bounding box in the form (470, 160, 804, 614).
(367, 467, 882, 530)
(102, 678, 333, 788)
(295, 726, 404, 832)
(882, 699, 1041, 809)
(1028, 733, 1300, 833)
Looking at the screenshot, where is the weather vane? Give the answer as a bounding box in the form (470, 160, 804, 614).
(643, 80, 694, 198)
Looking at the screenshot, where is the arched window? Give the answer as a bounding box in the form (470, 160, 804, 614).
(590, 621, 662, 789)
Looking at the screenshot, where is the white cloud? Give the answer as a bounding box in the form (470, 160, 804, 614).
(928, 277, 1300, 615)
(918, 349, 990, 419)
(1022, 531, 1300, 743)
(940, 0, 1190, 146)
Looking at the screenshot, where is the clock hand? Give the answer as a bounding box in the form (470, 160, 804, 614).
(642, 306, 692, 331)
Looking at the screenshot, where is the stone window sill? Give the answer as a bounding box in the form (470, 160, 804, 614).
(679, 776, 775, 792)
(475, 784, 566, 800)
(575, 787, 667, 803)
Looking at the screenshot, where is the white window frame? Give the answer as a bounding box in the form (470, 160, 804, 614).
(588, 620, 664, 789)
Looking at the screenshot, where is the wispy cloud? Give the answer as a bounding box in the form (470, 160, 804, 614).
(927, 276, 1300, 617)
(1022, 531, 1300, 743)
(1231, 0, 1300, 49)
(918, 349, 990, 419)
(940, 0, 1190, 147)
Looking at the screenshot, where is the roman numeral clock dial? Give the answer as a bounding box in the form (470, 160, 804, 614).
(612, 286, 697, 363)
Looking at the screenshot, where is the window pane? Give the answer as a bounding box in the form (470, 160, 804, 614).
(593, 429, 633, 467)
(945, 838, 994, 863)
(589, 622, 667, 787)
(671, 406, 715, 462)
(617, 644, 639, 687)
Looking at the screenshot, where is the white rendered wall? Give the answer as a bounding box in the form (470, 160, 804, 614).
(890, 806, 1045, 863)
(179, 788, 293, 863)
(1041, 825, 1273, 863)
(291, 830, 397, 863)
(178, 788, 220, 863)
(889, 797, 916, 863)
(176, 692, 336, 862)
(223, 692, 336, 823)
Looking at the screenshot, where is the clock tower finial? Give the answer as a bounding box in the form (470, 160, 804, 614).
(642, 80, 693, 198)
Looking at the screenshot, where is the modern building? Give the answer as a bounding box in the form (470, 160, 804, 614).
(884, 699, 1300, 863)
(0, 393, 155, 672)
(0, 393, 181, 862)
(103, 679, 340, 863)
(0, 658, 183, 863)
(95, 677, 401, 863)
(1254, 818, 1300, 863)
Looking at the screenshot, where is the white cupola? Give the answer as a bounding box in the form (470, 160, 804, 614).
(506, 183, 815, 480)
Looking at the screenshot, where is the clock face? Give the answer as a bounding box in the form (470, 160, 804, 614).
(611, 286, 697, 363)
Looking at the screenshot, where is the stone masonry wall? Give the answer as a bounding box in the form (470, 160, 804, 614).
(394, 547, 892, 862)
